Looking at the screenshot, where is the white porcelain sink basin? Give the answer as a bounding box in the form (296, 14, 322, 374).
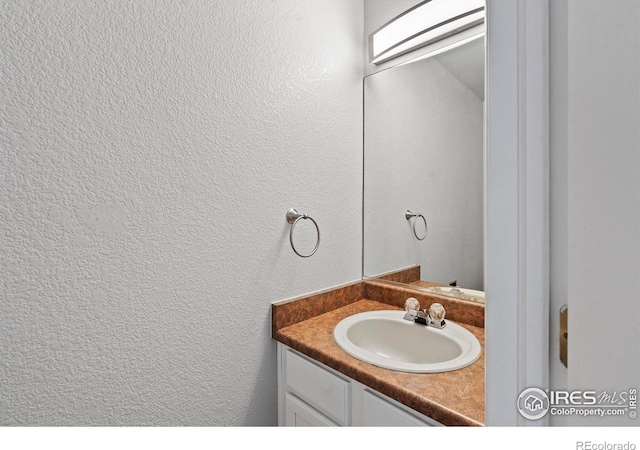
(333, 310, 481, 373)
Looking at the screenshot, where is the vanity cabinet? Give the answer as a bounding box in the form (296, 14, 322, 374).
(277, 343, 442, 427)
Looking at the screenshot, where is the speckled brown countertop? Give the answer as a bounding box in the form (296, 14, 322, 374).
(272, 281, 485, 427)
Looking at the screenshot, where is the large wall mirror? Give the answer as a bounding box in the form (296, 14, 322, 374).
(363, 35, 485, 302)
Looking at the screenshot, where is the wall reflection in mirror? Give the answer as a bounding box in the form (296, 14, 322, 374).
(363, 35, 485, 302)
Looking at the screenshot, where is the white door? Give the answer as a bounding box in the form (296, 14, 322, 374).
(562, 0, 640, 427)
(486, 0, 640, 427)
(547, 0, 639, 427)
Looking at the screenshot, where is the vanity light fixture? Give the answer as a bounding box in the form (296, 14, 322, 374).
(369, 0, 485, 65)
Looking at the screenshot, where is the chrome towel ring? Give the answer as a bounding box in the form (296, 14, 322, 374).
(405, 210, 427, 241)
(286, 208, 320, 258)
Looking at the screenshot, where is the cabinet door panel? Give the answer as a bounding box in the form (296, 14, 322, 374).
(285, 393, 338, 427)
(361, 390, 436, 427)
(285, 349, 350, 425)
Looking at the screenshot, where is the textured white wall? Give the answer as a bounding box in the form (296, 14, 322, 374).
(0, 0, 363, 425)
(363, 54, 484, 290)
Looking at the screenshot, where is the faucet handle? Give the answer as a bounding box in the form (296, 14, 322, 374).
(404, 297, 420, 312)
(429, 303, 446, 321)
(403, 297, 421, 322)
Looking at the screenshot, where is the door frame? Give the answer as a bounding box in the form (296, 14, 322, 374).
(485, 0, 550, 426)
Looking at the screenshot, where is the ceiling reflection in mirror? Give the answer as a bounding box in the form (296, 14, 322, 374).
(363, 35, 485, 302)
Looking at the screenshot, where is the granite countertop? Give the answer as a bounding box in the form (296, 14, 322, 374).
(272, 291, 485, 427)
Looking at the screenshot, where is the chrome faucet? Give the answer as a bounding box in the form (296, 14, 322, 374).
(403, 298, 447, 329)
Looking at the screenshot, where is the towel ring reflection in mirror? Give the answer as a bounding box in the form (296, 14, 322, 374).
(405, 210, 427, 241)
(286, 208, 320, 258)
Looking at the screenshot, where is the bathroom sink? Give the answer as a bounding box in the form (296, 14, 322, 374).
(333, 310, 481, 373)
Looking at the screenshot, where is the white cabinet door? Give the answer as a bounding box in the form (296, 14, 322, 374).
(285, 394, 338, 427)
(284, 348, 350, 425)
(360, 389, 438, 427)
